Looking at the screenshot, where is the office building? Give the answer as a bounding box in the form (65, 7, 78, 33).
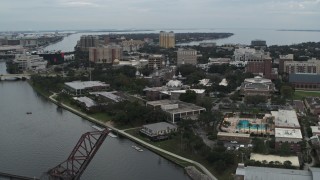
(177, 48, 197, 66)
(146, 100, 206, 123)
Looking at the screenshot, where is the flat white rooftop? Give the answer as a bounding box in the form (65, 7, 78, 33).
(311, 126, 320, 134)
(160, 89, 205, 95)
(65, 81, 108, 90)
(73, 96, 96, 107)
(90, 91, 123, 102)
(275, 128, 303, 139)
(272, 110, 300, 128)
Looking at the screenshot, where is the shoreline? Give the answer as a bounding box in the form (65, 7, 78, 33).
(28, 81, 217, 180)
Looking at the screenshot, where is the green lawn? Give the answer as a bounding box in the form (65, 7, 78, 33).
(294, 90, 320, 100)
(90, 112, 112, 122)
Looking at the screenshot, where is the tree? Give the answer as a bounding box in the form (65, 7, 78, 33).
(248, 123, 253, 133)
(283, 160, 293, 169)
(281, 85, 294, 99)
(255, 124, 260, 134)
(280, 142, 291, 156)
(179, 90, 197, 103)
(245, 96, 267, 106)
(265, 123, 269, 134)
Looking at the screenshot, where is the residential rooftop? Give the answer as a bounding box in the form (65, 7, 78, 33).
(272, 110, 300, 128)
(142, 122, 177, 132)
(275, 128, 303, 139)
(73, 96, 96, 107)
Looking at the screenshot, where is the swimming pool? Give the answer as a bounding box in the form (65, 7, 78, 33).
(237, 120, 265, 130)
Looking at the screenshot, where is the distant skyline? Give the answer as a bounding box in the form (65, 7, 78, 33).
(0, 0, 320, 31)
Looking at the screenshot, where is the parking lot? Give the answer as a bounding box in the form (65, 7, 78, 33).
(223, 141, 253, 150)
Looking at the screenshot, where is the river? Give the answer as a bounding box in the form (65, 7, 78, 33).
(44, 28, 320, 52)
(0, 61, 190, 180)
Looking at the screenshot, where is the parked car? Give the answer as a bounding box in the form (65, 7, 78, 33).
(230, 141, 238, 144)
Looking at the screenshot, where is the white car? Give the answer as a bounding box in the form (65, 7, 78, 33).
(230, 141, 238, 144)
(240, 144, 245, 148)
(248, 144, 253, 147)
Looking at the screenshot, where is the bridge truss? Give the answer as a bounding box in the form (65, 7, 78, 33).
(48, 129, 109, 180)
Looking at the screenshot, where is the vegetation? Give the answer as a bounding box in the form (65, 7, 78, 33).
(245, 160, 294, 169)
(294, 90, 320, 100)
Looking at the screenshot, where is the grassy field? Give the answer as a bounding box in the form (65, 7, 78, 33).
(294, 90, 320, 100)
(125, 129, 236, 180)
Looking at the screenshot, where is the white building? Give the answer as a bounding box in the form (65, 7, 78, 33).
(232, 47, 271, 67)
(271, 110, 300, 129)
(64, 81, 110, 95)
(13, 54, 47, 71)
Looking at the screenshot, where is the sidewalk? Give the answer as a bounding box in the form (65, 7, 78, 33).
(49, 94, 217, 180)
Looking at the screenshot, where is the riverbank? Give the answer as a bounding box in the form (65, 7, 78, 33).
(27, 81, 217, 180)
(49, 94, 217, 180)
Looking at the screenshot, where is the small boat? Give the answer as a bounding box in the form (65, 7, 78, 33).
(26, 112, 32, 115)
(108, 132, 117, 138)
(132, 145, 143, 152)
(92, 125, 105, 131)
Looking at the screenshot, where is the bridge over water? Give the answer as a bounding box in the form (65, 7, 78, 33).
(0, 74, 31, 81)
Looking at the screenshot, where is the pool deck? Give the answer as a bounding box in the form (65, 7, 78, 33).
(222, 117, 274, 135)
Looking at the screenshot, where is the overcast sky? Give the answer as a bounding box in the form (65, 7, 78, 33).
(0, 0, 320, 31)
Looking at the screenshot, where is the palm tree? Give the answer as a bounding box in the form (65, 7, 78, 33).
(248, 123, 253, 133)
(265, 124, 269, 134)
(256, 124, 260, 134)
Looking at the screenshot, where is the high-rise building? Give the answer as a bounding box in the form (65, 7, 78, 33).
(89, 45, 123, 64)
(78, 35, 99, 51)
(177, 48, 197, 66)
(159, 31, 175, 48)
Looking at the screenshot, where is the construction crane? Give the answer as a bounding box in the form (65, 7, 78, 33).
(47, 129, 109, 180)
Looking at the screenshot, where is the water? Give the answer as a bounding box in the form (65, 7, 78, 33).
(0, 79, 190, 180)
(237, 120, 265, 130)
(44, 28, 320, 52)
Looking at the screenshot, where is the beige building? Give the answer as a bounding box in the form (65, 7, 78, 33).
(78, 35, 99, 51)
(284, 58, 320, 74)
(89, 45, 123, 64)
(159, 31, 175, 48)
(177, 48, 197, 66)
(120, 39, 145, 52)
